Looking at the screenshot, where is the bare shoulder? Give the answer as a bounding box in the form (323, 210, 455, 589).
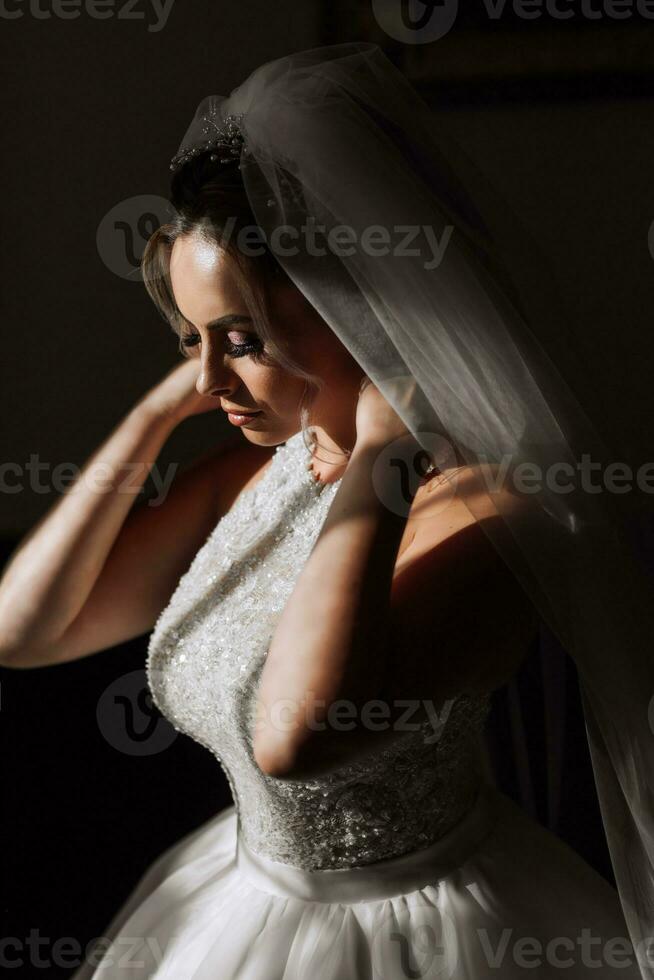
(402, 461, 531, 554)
(384, 464, 539, 701)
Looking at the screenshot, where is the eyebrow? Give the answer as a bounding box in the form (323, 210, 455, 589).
(178, 313, 254, 332)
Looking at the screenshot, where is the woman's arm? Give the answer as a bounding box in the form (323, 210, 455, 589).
(253, 436, 417, 777)
(253, 433, 538, 780)
(0, 403, 175, 663)
(0, 360, 246, 668)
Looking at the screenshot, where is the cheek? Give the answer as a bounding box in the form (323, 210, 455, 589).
(244, 363, 306, 409)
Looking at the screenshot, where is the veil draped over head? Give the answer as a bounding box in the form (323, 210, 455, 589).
(168, 43, 654, 976)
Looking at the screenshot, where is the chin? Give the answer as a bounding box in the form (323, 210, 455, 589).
(238, 429, 264, 443)
(239, 428, 293, 448)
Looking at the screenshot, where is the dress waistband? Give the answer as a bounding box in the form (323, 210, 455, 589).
(235, 782, 499, 905)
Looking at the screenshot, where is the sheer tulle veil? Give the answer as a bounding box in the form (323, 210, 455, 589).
(165, 42, 654, 977)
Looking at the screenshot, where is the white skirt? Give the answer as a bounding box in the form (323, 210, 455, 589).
(70, 784, 640, 979)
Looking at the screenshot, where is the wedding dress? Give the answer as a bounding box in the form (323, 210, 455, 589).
(71, 430, 641, 980)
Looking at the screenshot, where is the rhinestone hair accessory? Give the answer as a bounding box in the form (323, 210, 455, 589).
(170, 110, 248, 174)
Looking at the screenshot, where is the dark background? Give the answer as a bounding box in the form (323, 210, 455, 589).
(2, 2, 654, 975)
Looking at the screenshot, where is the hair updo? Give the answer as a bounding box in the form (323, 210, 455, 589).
(141, 152, 324, 398)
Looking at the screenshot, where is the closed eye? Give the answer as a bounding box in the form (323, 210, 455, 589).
(178, 332, 201, 358)
(178, 331, 265, 360)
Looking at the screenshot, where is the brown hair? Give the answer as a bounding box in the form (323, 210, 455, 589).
(141, 153, 324, 400)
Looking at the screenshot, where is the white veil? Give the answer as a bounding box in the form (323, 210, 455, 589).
(168, 43, 654, 976)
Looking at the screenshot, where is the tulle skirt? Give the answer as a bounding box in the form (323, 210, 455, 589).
(70, 784, 640, 979)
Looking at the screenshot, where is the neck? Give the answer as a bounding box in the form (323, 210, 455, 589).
(304, 422, 355, 485)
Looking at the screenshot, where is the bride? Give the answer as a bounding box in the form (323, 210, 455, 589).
(1, 43, 652, 979)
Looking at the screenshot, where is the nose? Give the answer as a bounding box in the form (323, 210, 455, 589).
(195, 347, 235, 399)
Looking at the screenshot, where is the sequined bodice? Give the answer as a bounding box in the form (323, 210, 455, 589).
(147, 430, 491, 871)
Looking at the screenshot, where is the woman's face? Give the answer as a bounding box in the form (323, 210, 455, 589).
(169, 232, 363, 448)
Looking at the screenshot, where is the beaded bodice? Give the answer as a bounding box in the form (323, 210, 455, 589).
(146, 430, 491, 871)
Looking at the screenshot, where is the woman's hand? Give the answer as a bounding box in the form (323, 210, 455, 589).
(138, 360, 219, 425)
(354, 375, 420, 452)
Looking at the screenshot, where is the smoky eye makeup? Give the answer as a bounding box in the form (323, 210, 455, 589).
(178, 327, 265, 360)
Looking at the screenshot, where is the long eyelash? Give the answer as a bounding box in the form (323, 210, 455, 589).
(179, 333, 201, 351)
(178, 334, 200, 358)
(224, 339, 264, 359)
(179, 332, 265, 360)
